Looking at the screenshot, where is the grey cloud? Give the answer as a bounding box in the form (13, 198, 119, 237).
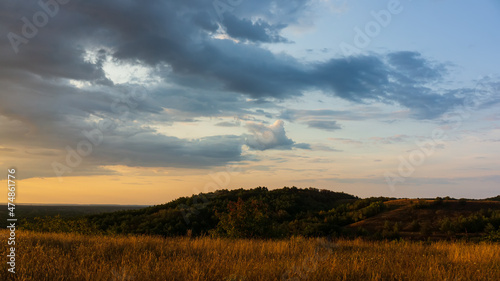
(222, 14, 289, 43)
(369, 134, 410, 144)
(215, 121, 241, 127)
(192, 11, 219, 32)
(328, 138, 363, 145)
(255, 109, 273, 119)
(306, 120, 342, 131)
(280, 108, 401, 122)
(232, 0, 313, 25)
(2, 1, 481, 120)
(309, 144, 340, 152)
(0, 0, 496, 179)
(294, 143, 312, 149)
(314, 56, 390, 102)
(88, 134, 245, 168)
(0, 82, 248, 179)
(280, 109, 349, 121)
(313, 55, 464, 119)
(387, 51, 446, 83)
(281, 108, 402, 132)
(386, 85, 465, 119)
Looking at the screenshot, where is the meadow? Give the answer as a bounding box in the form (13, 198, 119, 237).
(1, 230, 499, 281)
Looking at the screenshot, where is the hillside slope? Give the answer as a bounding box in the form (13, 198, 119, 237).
(85, 187, 359, 237)
(348, 199, 500, 240)
(19, 188, 500, 241)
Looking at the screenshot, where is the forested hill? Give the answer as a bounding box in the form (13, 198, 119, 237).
(488, 195, 500, 201)
(85, 187, 359, 237)
(19, 188, 500, 241)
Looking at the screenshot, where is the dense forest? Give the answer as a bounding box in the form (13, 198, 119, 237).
(18, 187, 500, 241)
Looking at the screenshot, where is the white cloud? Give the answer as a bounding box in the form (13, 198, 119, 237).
(245, 120, 295, 150)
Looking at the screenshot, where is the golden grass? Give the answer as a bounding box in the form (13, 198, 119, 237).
(1, 230, 499, 281)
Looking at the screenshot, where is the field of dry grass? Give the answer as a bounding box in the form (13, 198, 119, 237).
(1, 230, 499, 281)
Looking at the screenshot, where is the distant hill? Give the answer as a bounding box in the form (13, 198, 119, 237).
(18, 188, 500, 241)
(487, 195, 500, 201)
(0, 204, 147, 222)
(85, 187, 359, 237)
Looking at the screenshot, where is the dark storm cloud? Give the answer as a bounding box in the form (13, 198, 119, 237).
(0, 0, 493, 178)
(222, 14, 289, 43)
(312, 55, 465, 119)
(313, 56, 390, 102)
(216, 0, 312, 24)
(149, 86, 255, 118)
(2, 0, 472, 115)
(86, 133, 245, 168)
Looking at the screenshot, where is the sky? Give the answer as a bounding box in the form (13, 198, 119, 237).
(0, 0, 499, 205)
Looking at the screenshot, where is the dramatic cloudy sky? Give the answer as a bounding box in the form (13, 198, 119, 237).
(1, 0, 499, 204)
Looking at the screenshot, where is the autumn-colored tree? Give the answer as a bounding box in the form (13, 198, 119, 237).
(215, 198, 272, 238)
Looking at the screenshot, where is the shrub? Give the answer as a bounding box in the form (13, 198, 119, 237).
(433, 197, 444, 206)
(413, 199, 430, 209)
(409, 220, 420, 232)
(420, 222, 432, 236)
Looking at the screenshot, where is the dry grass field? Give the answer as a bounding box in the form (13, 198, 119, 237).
(1, 230, 499, 281)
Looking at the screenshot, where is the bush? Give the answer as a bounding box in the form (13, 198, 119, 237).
(20, 216, 99, 234)
(439, 218, 457, 236)
(433, 197, 444, 206)
(458, 198, 467, 206)
(484, 223, 496, 233)
(381, 221, 400, 239)
(413, 199, 430, 209)
(484, 229, 500, 242)
(409, 220, 420, 232)
(420, 222, 432, 236)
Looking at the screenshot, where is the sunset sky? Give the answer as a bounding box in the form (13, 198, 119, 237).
(1, 0, 499, 205)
